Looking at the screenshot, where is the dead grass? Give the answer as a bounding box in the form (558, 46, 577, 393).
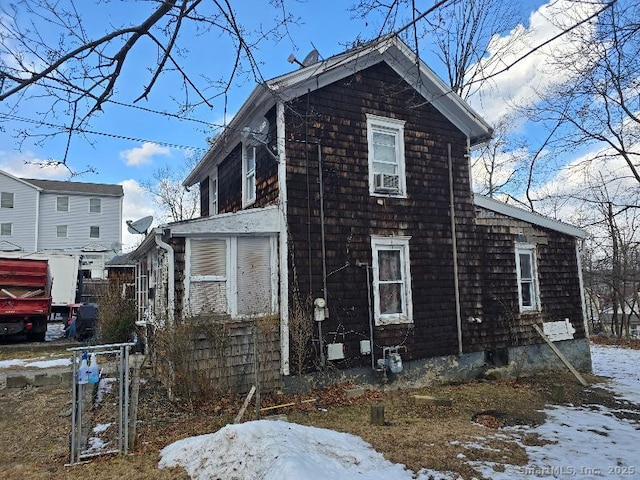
(0, 342, 635, 479)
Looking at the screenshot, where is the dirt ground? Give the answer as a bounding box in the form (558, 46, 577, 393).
(1, 337, 638, 479)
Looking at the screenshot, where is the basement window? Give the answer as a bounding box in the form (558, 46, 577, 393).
(371, 236, 413, 325)
(515, 244, 540, 312)
(367, 114, 406, 197)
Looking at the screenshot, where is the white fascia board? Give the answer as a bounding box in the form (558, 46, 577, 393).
(129, 227, 163, 259)
(168, 205, 281, 236)
(474, 194, 587, 238)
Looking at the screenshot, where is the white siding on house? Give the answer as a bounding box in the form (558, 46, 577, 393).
(0, 171, 39, 251)
(37, 192, 122, 252)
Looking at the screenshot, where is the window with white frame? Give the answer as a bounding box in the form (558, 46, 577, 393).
(210, 175, 218, 215)
(57, 196, 69, 212)
(371, 236, 413, 325)
(57, 225, 68, 238)
(89, 198, 101, 213)
(188, 238, 228, 316)
(367, 114, 406, 196)
(89, 226, 100, 239)
(242, 145, 256, 206)
(515, 244, 540, 312)
(1, 192, 14, 208)
(0, 223, 12, 236)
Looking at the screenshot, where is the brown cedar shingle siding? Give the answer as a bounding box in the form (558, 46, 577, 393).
(217, 145, 243, 213)
(200, 177, 209, 217)
(284, 62, 475, 365)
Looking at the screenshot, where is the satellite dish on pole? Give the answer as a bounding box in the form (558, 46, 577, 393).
(110, 241, 123, 253)
(242, 117, 270, 147)
(126, 216, 153, 235)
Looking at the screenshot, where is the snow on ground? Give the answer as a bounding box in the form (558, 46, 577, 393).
(159, 343, 640, 480)
(45, 322, 66, 341)
(0, 357, 70, 369)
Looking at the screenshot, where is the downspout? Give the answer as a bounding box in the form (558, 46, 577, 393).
(154, 233, 174, 326)
(277, 101, 291, 375)
(576, 239, 590, 342)
(317, 142, 327, 366)
(448, 143, 463, 356)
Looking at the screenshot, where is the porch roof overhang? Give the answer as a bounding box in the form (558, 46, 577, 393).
(474, 194, 587, 239)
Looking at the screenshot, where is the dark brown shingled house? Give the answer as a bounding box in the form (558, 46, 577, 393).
(132, 36, 589, 391)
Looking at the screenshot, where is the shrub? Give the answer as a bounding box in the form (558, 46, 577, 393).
(97, 279, 137, 344)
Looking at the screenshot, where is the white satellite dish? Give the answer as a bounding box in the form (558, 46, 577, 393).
(242, 117, 270, 147)
(110, 241, 123, 253)
(302, 49, 319, 67)
(127, 215, 153, 235)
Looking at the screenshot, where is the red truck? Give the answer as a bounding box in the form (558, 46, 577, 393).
(0, 257, 52, 342)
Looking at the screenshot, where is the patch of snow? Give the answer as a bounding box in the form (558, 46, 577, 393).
(591, 344, 640, 403)
(0, 357, 70, 369)
(95, 377, 115, 406)
(93, 423, 111, 434)
(45, 322, 66, 341)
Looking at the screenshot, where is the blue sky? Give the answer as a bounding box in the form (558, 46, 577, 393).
(2, 0, 602, 249)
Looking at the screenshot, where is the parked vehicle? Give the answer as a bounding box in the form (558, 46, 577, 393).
(0, 257, 52, 342)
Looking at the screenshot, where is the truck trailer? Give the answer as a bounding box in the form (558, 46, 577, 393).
(0, 257, 52, 341)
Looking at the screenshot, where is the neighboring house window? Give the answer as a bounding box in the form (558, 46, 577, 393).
(242, 144, 256, 206)
(89, 198, 101, 213)
(57, 225, 68, 238)
(371, 236, 413, 325)
(210, 175, 218, 215)
(367, 114, 406, 197)
(516, 244, 540, 312)
(1, 192, 14, 208)
(0, 223, 12, 236)
(57, 196, 69, 212)
(90, 226, 100, 239)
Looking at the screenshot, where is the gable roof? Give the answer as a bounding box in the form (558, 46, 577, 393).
(184, 35, 492, 187)
(474, 194, 587, 239)
(0, 169, 42, 190)
(22, 178, 123, 197)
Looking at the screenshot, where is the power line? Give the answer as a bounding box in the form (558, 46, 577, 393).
(0, 113, 208, 152)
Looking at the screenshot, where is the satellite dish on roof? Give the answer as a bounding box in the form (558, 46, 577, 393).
(242, 117, 270, 147)
(287, 49, 320, 68)
(127, 215, 153, 235)
(110, 241, 123, 253)
(302, 49, 319, 67)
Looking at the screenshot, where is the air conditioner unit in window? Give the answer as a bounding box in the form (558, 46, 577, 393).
(373, 173, 400, 192)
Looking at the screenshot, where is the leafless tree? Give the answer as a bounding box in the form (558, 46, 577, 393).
(141, 165, 199, 223)
(0, 0, 297, 165)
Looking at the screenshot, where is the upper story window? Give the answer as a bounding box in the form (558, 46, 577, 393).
(210, 175, 218, 215)
(1, 192, 14, 208)
(90, 226, 100, 239)
(0, 223, 12, 236)
(242, 144, 256, 207)
(371, 236, 413, 325)
(57, 196, 69, 212)
(89, 198, 101, 213)
(516, 244, 540, 312)
(367, 114, 406, 197)
(57, 225, 68, 238)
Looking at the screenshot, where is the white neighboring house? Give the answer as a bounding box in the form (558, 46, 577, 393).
(0, 169, 123, 278)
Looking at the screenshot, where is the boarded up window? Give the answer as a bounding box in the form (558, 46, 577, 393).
(237, 237, 271, 315)
(189, 239, 227, 316)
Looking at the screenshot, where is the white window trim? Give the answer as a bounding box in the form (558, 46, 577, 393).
(1, 192, 14, 209)
(89, 226, 100, 239)
(89, 198, 101, 213)
(371, 235, 413, 325)
(184, 237, 231, 315)
(515, 243, 541, 313)
(366, 114, 407, 198)
(242, 144, 256, 207)
(0, 223, 12, 236)
(56, 225, 68, 238)
(210, 174, 218, 215)
(56, 196, 69, 212)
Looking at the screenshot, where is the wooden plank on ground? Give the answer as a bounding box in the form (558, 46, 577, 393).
(533, 323, 588, 387)
(234, 385, 256, 423)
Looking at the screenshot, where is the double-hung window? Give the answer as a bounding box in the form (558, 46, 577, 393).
(242, 145, 256, 206)
(57, 225, 68, 238)
(57, 196, 69, 212)
(89, 198, 101, 213)
(515, 244, 540, 312)
(367, 114, 406, 197)
(90, 226, 100, 239)
(1, 192, 14, 209)
(371, 236, 413, 325)
(210, 175, 218, 215)
(0, 223, 12, 236)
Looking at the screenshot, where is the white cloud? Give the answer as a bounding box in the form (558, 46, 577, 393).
(468, 0, 602, 124)
(120, 142, 171, 167)
(120, 179, 158, 251)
